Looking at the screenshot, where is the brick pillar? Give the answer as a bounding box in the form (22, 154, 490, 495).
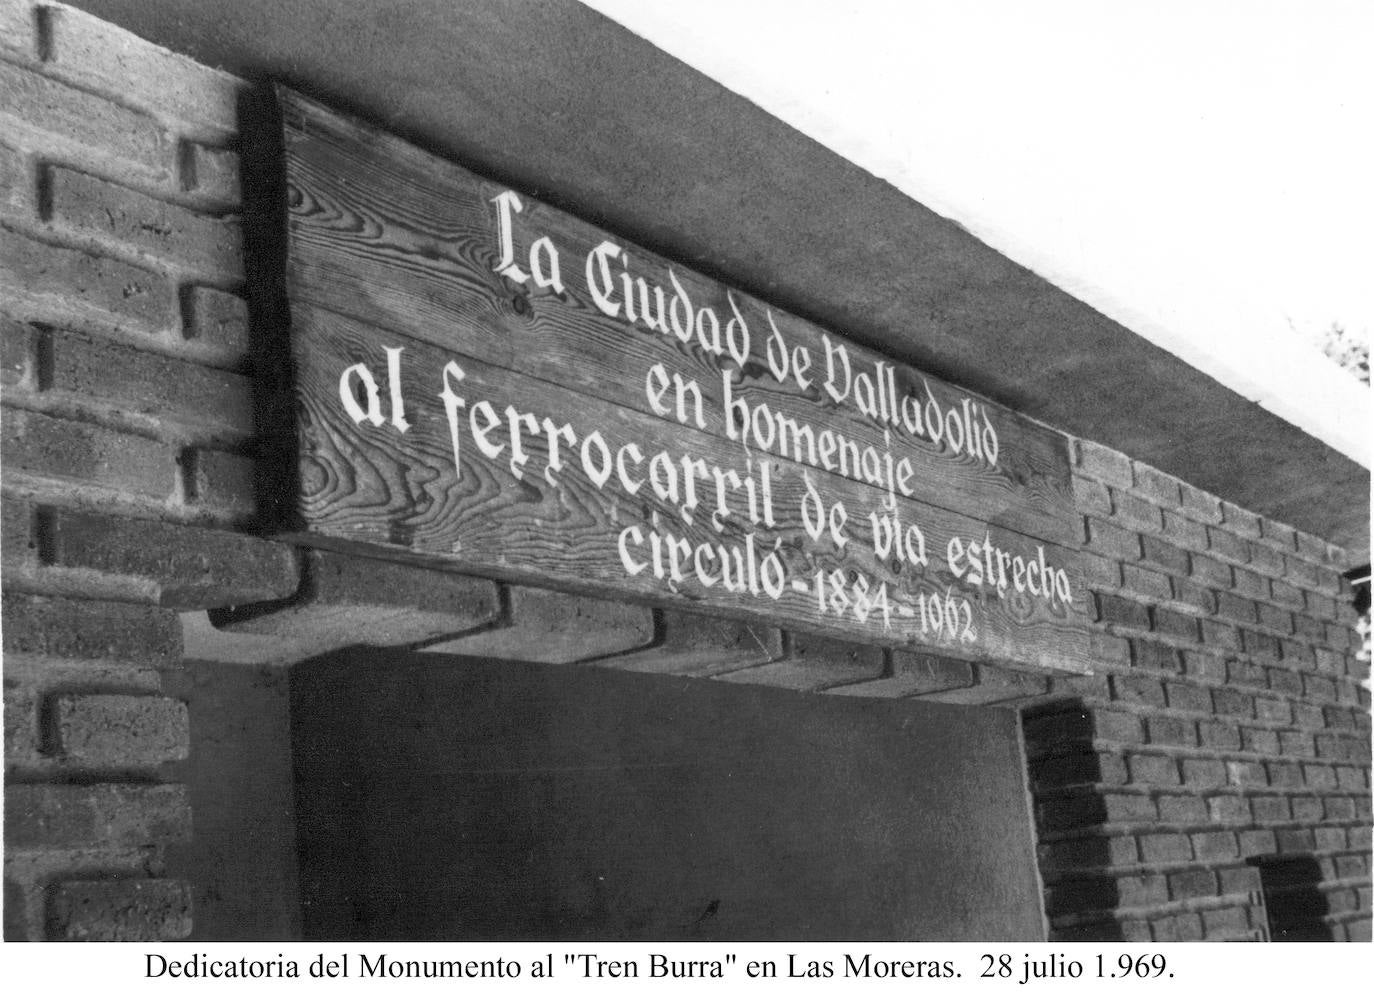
(1023, 440, 1371, 942)
(0, 0, 298, 940)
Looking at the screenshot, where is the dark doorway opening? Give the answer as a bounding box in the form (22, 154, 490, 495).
(288, 648, 1047, 941)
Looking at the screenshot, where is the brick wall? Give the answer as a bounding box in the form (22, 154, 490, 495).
(0, 0, 288, 940)
(1021, 442, 1371, 942)
(1, 0, 1368, 942)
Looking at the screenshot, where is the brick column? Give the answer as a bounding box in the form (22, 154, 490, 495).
(1, 0, 297, 940)
(1023, 440, 1370, 942)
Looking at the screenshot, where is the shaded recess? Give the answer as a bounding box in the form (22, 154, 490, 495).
(288, 647, 1046, 941)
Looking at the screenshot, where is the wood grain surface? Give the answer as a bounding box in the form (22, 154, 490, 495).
(279, 88, 1093, 673)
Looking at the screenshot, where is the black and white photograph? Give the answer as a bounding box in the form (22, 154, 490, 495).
(0, 0, 1369, 986)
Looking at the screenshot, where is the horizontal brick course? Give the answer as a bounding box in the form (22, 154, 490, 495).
(40, 507, 298, 608)
(590, 608, 783, 678)
(1131, 462, 1181, 506)
(718, 632, 885, 692)
(1076, 439, 1133, 487)
(4, 782, 190, 848)
(45, 167, 243, 282)
(2, 593, 180, 665)
(41, 3, 242, 141)
(3, 408, 175, 500)
(1085, 516, 1140, 561)
(182, 445, 256, 520)
(27, 326, 255, 437)
(0, 59, 172, 184)
(47, 877, 192, 941)
(49, 693, 189, 766)
(0, 228, 177, 337)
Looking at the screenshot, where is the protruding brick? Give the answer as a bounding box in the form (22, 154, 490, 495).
(1215, 592, 1256, 624)
(1157, 794, 1207, 823)
(219, 548, 502, 652)
(180, 285, 250, 366)
(42, 509, 298, 608)
(1220, 502, 1262, 539)
(1077, 550, 1120, 589)
(1166, 867, 1215, 900)
(2, 493, 37, 572)
(1111, 488, 1162, 533)
(0, 138, 34, 218)
(1180, 648, 1225, 682)
(1146, 715, 1196, 747)
(2, 593, 180, 665)
(1132, 638, 1182, 674)
(1121, 564, 1171, 602)
(182, 446, 255, 519)
(918, 662, 1049, 705)
(1231, 566, 1267, 600)
(0, 60, 172, 183)
(1140, 832, 1192, 863)
(1241, 727, 1280, 755)
(1200, 904, 1248, 938)
(0, 0, 36, 60)
(1283, 556, 1319, 590)
(3, 409, 175, 500)
(42, 3, 242, 140)
(1160, 508, 1206, 550)
(49, 694, 188, 766)
(1140, 534, 1189, 576)
(1213, 687, 1256, 718)
(1252, 696, 1290, 725)
(1131, 462, 1181, 506)
(1127, 752, 1179, 785)
(1088, 631, 1131, 668)
(717, 632, 884, 692)
(1269, 579, 1306, 610)
(1085, 517, 1140, 561)
(181, 142, 241, 209)
(1192, 830, 1239, 861)
(1258, 518, 1297, 550)
(1238, 829, 1277, 856)
(47, 878, 191, 941)
(1292, 530, 1330, 563)
(1247, 541, 1285, 577)
(594, 608, 782, 678)
(1198, 719, 1242, 751)
(1076, 439, 1133, 487)
(1037, 835, 1137, 873)
(1179, 482, 1222, 523)
(1111, 674, 1166, 707)
(4, 783, 190, 848)
(1047, 871, 1166, 913)
(827, 649, 971, 698)
(1207, 526, 1250, 564)
(1037, 791, 1156, 831)
(45, 167, 243, 282)
(1071, 474, 1111, 515)
(38, 327, 253, 436)
(1152, 911, 1204, 941)
(1181, 757, 1227, 787)
(1206, 794, 1250, 823)
(1096, 592, 1148, 629)
(1165, 681, 1211, 714)
(1255, 601, 1293, 634)
(0, 230, 176, 337)
(1199, 619, 1240, 650)
(1150, 606, 1199, 642)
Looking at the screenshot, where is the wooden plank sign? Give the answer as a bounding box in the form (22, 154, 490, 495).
(278, 88, 1095, 674)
